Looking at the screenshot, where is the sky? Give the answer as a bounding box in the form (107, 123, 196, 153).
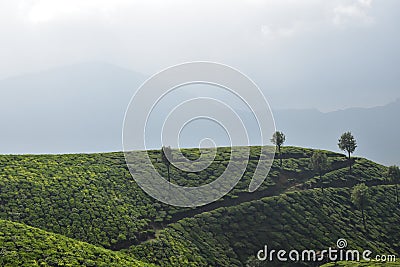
(0, 0, 399, 111)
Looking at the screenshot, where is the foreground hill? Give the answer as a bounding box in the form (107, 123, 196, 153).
(130, 185, 400, 266)
(1, 147, 376, 249)
(0, 146, 398, 266)
(0, 219, 153, 266)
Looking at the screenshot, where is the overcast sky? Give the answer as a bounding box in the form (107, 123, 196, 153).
(0, 0, 399, 111)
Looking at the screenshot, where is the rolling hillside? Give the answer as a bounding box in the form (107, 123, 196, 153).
(0, 219, 153, 267)
(130, 186, 399, 266)
(0, 146, 399, 266)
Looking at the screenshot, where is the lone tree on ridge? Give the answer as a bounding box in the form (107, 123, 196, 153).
(271, 131, 286, 167)
(338, 131, 357, 173)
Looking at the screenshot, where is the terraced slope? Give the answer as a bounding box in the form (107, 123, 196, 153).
(0, 146, 397, 267)
(1, 147, 350, 249)
(130, 186, 400, 266)
(0, 219, 154, 267)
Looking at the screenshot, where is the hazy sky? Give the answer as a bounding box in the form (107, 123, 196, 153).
(0, 0, 399, 111)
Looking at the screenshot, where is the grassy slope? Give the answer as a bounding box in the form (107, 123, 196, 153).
(0, 152, 180, 248)
(0, 146, 346, 248)
(0, 146, 398, 266)
(130, 186, 400, 266)
(0, 219, 154, 267)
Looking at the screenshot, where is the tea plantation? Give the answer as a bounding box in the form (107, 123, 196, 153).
(0, 146, 398, 266)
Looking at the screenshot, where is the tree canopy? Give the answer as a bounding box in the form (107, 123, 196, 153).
(338, 131, 357, 158)
(338, 132, 357, 172)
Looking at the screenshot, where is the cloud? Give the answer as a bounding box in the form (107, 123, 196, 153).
(261, 22, 308, 40)
(0, 0, 399, 113)
(333, 0, 374, 26)
(358, 0, 372, 8)
(23, 0, 130, 23)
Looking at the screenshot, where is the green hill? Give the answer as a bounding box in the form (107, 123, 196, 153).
(130, 185, 399, 266)
(0, 146, 398, 266)
(0, 219, 153, 266)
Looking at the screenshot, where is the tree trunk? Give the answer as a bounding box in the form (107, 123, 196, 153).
(279, 146, 282, 167)
(348, 150, 352, 174)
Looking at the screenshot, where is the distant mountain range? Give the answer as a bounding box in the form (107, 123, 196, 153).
(0, 62, 398, 166)
(274, 100, 400, 166)
(0, 62, 145, 154)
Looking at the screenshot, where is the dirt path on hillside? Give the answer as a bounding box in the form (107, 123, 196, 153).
(113, 159, 371, 250)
